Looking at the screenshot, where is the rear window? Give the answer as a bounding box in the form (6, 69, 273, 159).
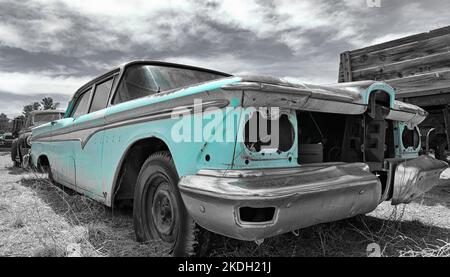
(33, 113, 63, 125)
(113, 65, 226, 104)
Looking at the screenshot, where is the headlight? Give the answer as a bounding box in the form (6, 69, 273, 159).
(26, 136, 32, 146)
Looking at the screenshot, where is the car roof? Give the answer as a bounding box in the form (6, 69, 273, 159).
(72, 60, 232, 101)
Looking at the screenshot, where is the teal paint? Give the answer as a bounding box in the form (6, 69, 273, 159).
(231, 107, 299, 168)
(230, 97, 240, 107)
(364, 82, 396, 108)
(394, 122, 420, 158)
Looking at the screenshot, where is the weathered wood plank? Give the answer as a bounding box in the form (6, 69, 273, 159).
(350, 33, 450, 71)
(340, 51, 353, 82)
(338, 59, 345, 82)
(349, 26, 450, 56)
(403, 92, 450, 107)
(339, 26, 450, 100)
(387, 70, 450, 98)
(352, 51, 450, 81)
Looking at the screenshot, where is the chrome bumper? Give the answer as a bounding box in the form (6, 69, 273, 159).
(179, 163, 382, 241)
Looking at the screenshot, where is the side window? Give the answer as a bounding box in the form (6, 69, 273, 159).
(71, 88, 93, 118)
(89, 77, 115, 113)
(112, 66, 159, 104)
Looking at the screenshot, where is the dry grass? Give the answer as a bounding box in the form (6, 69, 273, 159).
(0, 149, 449, 256)
(0, 150, 167, 257)
(17, 175, 169, 257)
(204, 207, 449, 257)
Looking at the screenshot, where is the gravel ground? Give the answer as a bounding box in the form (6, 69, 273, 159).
(0, 147, 449, 257)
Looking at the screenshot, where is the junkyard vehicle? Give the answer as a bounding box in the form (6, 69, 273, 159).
(11, 110, 64, 167)
(0, 133, 5, 146)
(339, 25, 450, 162)
(11, 116, 25, 139)
(1, 132, 14, 148)
(30, 61, 450, 256)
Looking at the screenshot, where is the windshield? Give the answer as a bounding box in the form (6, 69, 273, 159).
(113, 65, 228, 104)
(33, 113, 63, 126)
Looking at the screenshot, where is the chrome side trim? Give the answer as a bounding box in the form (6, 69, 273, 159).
(33, 99, 229, 148)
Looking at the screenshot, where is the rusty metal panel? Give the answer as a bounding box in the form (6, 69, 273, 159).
(392, 155, 450, 204)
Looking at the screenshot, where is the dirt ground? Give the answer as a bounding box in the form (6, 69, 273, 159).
(0, 148, 449, 257)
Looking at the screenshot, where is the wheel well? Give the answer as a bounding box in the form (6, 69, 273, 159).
(112, 137, 170, 207)
(37, 155, 50, 171)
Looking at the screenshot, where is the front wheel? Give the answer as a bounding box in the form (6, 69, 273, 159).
(37, 160, 55, 184)
(10, 140, 19, 167)
(133, 151, 210, 257)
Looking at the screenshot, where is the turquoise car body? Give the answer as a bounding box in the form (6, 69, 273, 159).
(30, 61, 450, 241)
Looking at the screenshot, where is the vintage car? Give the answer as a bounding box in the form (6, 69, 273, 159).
(11, 110, 64, 166)
(0, 133, 5, 146)
(1, 132, 14, 148)
(30, 61, 450, 256)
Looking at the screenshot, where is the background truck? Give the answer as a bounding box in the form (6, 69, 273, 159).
(11, 116, 25, 139)
(339, 26, 450, 161)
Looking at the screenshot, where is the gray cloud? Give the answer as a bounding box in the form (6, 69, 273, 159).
(1, 0, 450, 117)
(0, 90, 69, 118)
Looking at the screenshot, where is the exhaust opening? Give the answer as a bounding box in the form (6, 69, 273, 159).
(239, 207, 276, 223)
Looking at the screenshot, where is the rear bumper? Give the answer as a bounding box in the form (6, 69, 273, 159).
(179, 163, 381, 241)
(1, 140, 12, 147)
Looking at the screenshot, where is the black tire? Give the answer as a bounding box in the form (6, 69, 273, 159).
(10, 140, 19, 167)
(18, 147, 24, 166)
(133, 151, 210, 257)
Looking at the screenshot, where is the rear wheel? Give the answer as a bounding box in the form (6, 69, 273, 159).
(133, 151, 210, 256)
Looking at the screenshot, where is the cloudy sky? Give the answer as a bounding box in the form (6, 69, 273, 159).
(1, 0, 450, 117)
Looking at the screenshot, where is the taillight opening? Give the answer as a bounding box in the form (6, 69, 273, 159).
(401, 126, 420, 149)
(243, 111, 294, 153)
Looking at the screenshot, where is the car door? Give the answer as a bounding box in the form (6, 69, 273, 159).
(74, 76, 116, 198)
(51, 87, 93, 188)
